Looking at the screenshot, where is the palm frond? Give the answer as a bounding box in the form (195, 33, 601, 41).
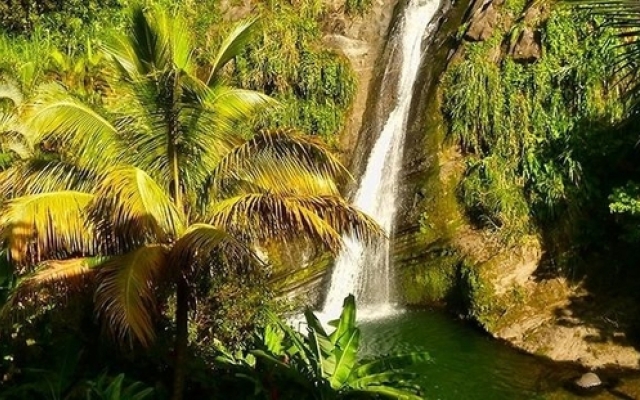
(95, 244, 168, 347)
(176, 85, 275, 207)
(0, 191, 96, 266)
(570, 0, 640, 106)
(104, 5, 195, 80)
(0, 120, 34, 160)
(1, 257, 105, 319)
(169, 223, 262, 279)
(25, 84, 124, 174)
(203, 86, 276, 132)
(20, 257, 102, 287)
(208, 194, 381, 252)
(89, 167, 185, 250)
(0, 81, 24, 107)
(219, 155, 343, 199)
(0, 159, 96, 198)
(202, 128, 348, 204)
(207, 18, 259, 85)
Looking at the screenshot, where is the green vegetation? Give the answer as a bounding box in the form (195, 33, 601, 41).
(443, 8, 625, 242)
(219, 295, 430, 399)
(232, 2, 357, 144)
(0, 2, 389, 400)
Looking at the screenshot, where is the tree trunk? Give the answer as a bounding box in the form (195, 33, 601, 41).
(166, 69, 187, 400)
(171, 275, 189, 400)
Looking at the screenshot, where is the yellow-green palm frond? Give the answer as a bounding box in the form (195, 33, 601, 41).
(0, 159, 96, 198)
(202, 128, 348, 203)
(207, 18, 259, 85)
(169, 223, 263, 279)
(25, 84, 124, 174)
(202, 87, 276, 133)
(215, 153, 342, 199)
(1, 257, 104, 319)
(89, 167, 185, 250)
(177, 85, 275, 206)
(208, 194, 381, 252)
(95, 244, 168, 347)
(0, 120, 34, 160)
(104, 4, 195, 81)
(0, 80, 24, 107)
(291, 196, 382, 243)
(0, 191, 96, 266)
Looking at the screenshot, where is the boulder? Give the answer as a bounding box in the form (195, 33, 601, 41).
(510, 27, 541, 63)
(464, 2, 499, 42)
(575, 372, 603, 389)
(322, 34, 370, 61)
(322, 11, 348, 35)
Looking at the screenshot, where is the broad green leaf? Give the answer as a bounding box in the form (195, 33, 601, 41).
(329, 294, 357, 346)
(328, 328, 360, 389)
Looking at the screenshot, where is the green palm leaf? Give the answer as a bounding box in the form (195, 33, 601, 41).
(203, 129, 347, 200)
(26, 84, 124, 173)
(1, 257, 105, 319)
(287, 196, 382, 243)
(203, 87, 276, 130)
(0, 191, 96, 265)
(168, 223, 262, 281)
(89, 167, 185, 249)
(570, 0, 640, 107)
(18, 257, 103, 288)
(207, 18, 260, 85)
(95, 244, 168, 347)
(0, 80, 24, 107)
(0, 159, 96, 197)
(208, 193, 343, 250)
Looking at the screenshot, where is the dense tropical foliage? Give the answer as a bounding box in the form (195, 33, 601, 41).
(0, 2, 381, 399)
(219, 295, 430, 399)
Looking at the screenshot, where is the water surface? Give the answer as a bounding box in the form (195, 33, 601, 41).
(359, 309, 640, 399)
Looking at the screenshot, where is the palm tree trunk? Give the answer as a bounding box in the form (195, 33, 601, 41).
(172, 275, 189, 400)
(166, 73, 187, 400)
(169, 136, 188, 400)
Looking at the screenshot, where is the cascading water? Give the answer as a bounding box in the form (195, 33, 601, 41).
(320, 0, 442, 320)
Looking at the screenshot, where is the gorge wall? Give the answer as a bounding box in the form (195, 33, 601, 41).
(391, 0, 640, 369)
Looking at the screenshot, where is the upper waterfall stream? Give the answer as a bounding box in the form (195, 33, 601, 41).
(320, 0, 442, 320)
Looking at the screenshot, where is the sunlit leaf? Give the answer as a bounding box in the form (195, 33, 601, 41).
(0, 191, 96, 265)
(95, 244, 168, 347)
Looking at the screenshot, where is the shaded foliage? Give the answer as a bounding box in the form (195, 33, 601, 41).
(443, 7, 627, 244)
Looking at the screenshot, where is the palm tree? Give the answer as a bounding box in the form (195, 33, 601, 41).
(0, 5, 379, 400)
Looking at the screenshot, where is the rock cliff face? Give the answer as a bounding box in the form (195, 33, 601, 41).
(323, 0, 401, 170)
(391, 0, 640, 369)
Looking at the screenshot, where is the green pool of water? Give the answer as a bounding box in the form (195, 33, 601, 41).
(358, 309, 640, 400)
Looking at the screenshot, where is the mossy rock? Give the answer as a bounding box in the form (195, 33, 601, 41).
(399, 248, 462, 305)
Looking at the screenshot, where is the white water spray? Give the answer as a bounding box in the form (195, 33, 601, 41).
(320, 0, 441, 320)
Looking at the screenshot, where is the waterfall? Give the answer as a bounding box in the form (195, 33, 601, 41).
(320, 0, 442, 320)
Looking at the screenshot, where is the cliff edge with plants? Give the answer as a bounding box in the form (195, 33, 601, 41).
(394, 0, 640, 368)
